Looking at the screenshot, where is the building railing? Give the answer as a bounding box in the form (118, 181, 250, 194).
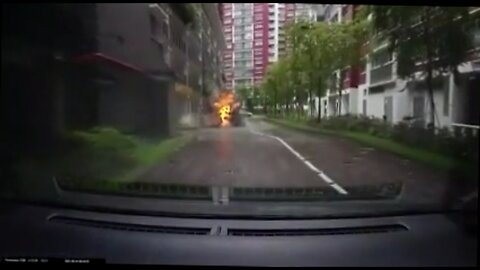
(451, 123, 480, 137)
(370, 62, 394, 85)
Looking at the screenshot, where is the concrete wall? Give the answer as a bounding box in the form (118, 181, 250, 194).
(95, 4, 211, 136)
(167, 85, 199, 135)
(361, 80, 408, 123)
(98, 71, 171, 136)
(96, 4, 168, 72)
(342, 93, 350, 114)
(365, 91, 384, 119)
(394, 87, 409, 123)
(405, 76, 451, 127)
(350, 73, 478, 128)
(320, 71, 478, 129)
(432, 79, 451, 127)
(451, 75, 470, 124)
(349, 89, 359, 115)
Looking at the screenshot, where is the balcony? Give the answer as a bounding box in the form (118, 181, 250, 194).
(360, 72, 366, 85)
(370, 62, 394, 86)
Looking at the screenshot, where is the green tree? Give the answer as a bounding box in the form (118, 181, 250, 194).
(235, 86, 250, 104)
(268, 57, 294, 116)
(289, 21, 316, 118)
(262, 19, 368, 121)
(327, 19, 369, 116)
(287, 21, 331, 120)
(368, 6, 473, 128)
(286, 21, 312, 118)
(307, 20, 368, 121)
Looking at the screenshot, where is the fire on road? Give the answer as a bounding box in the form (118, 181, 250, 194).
(212, 90, 240, 127)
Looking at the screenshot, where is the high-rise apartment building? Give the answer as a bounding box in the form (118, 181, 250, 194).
(221, 3, 322, 90)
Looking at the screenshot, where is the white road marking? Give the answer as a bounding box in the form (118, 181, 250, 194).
(304, 161, 321, 173)
(318, 172, 334, 184)
(330, 184, 348, 194)
(246, 123, 348, 195)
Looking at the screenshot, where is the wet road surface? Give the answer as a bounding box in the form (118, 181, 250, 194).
(138, 116, 449, 204)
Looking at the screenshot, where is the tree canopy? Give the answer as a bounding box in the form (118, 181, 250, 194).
(368, 6, 473, 127)
(257, 17, 369, 120)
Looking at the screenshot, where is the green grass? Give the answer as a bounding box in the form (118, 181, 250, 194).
(4, 129, 193, 199)
(62, 128, 193, 182)
(119, 135, 192, 181)
(265, 117, 458, 171)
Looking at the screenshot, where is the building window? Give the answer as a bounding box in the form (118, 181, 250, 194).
(413, 96, 425, 120)
(371, 48, 393, 68)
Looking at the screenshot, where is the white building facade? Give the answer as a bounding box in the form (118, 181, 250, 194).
(319, 5, 480, 130)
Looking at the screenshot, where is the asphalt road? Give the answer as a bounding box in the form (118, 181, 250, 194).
(138, 116, 450, 204)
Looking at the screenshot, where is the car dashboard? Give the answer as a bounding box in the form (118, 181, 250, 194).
(0, 200, 476, 266)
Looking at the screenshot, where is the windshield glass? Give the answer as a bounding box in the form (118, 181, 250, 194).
(1, 3, 478, 217)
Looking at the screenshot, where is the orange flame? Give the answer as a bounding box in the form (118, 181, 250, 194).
(219, 105, 231, 127)
(212, 91, 239, 128)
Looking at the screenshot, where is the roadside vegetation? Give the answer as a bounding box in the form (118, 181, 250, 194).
(5, 127, 191, 198)
(235, 6, 477, 182)
(62, 127, 191, 182)
(266, 115, 478, 182)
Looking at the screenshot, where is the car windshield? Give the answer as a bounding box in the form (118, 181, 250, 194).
(1, 3, 478, 218)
